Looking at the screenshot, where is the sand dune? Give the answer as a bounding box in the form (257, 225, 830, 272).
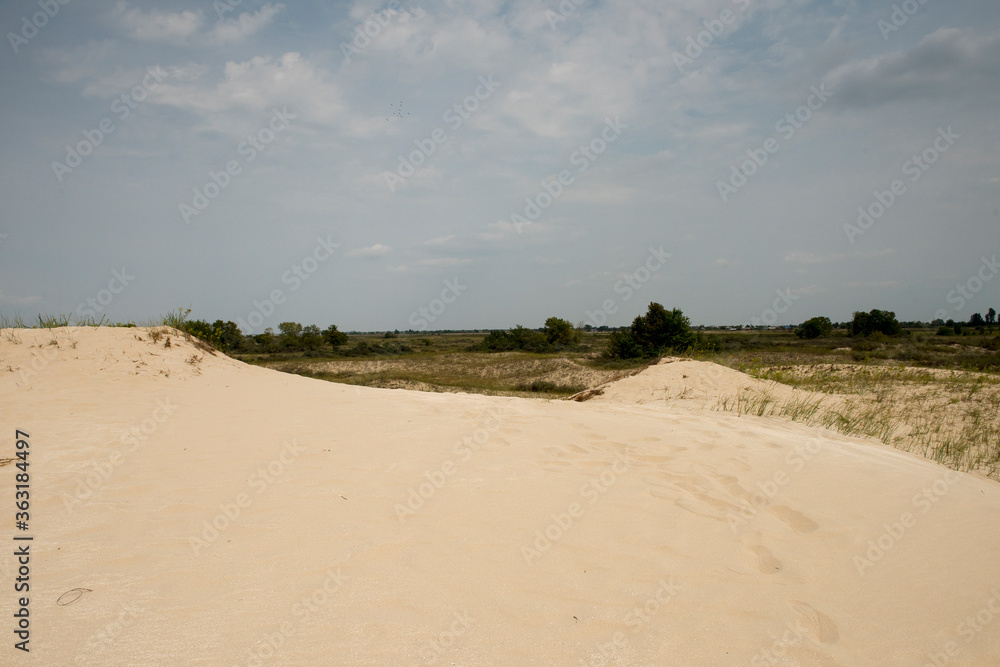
(3, 327, 1000, 665)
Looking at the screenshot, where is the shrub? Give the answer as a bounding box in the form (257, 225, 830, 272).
(607, 329, 643, 359)
(795, 316, 833, 339)
(605, 303, 694, 359)
(850, 309, 902, 337)
(479, 326, 553, 352)
(324, 325, 349, 349)
(543, 317, 582, 347)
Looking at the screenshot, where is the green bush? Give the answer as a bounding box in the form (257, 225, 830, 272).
(543, 317, 582, 346)
(479, 326, 553, 352)
(850, 309, 902, 337)
(324, 325, 349, 349)
(605, 303, 694, 359)
(795, 316, 833, 339)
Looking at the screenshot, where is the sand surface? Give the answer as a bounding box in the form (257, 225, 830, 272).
(3, 328, 1000, 665)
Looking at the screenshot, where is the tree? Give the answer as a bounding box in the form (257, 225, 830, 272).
(795, 316, 833, 339)
(301, 324, 323, 351)
(278, 322, 303, 350)
(850, 309, 901, 337)
(211, 320, 243, 351)
(970, 312, 985, 327)
(987, 308, 997, 326)
(607, 329, 643, 359)
(543, 317, 581, 346)
(606, 303, 694, 359)
(255, 328, 277, 352)
(323, 324, 348, 349)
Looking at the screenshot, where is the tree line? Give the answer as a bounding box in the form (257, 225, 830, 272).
(170, 304, 998, 358)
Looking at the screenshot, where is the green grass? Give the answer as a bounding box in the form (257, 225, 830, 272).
(713, 361, 1000, 480)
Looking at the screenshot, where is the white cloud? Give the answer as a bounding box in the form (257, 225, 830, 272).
(829, 28, 1000, 109)
(419, 258, 472, 267)
(0, 289, 41, 306)
(209, 4, 284, 44)
(113, 2, 204, 44)
(784, 250, 847, 264)
(150, 52, 343, 124)
(425, 235, 457, 247)
(113, 2, 283, 46)
(347, 244, 392, 258)
(785, 248, 896, 264)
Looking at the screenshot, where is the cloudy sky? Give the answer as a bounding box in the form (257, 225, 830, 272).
(1, 0, 998, 331)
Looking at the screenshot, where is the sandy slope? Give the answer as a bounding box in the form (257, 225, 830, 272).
(2, 328, 1000, 665)
(574, 356, 817, 410)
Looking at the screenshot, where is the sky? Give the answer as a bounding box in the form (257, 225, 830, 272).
(0, 0, 998, 332)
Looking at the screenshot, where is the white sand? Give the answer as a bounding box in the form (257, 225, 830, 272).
(3, 328, 1000, 665)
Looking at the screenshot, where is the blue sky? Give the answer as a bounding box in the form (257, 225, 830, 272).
(1, 0, 998, 331)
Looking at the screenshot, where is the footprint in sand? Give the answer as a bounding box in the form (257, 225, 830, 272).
(632, 454, 677, 466)
(789, 600, 840, 644)
(749, 545, 783, 574)
(542, 444, 589, 458)
(766, 505, 819, 533)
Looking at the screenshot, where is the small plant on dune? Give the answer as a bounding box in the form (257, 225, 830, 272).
(37, 313, 71, 328)
(162, 307, 192, 330)
(76, 314, 108, 326)
(1, 313, 26, 342)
